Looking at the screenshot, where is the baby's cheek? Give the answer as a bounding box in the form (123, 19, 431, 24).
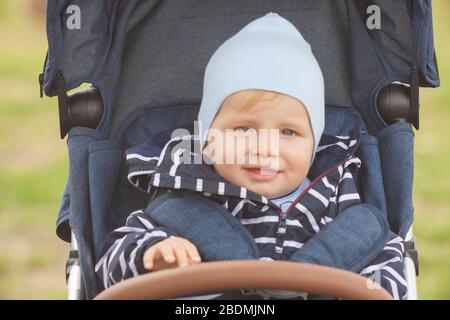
(213, 163, 241, 186)
(284, 144, 310, 169)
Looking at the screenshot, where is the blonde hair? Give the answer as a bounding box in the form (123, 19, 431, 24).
(221, 89, 284, 114)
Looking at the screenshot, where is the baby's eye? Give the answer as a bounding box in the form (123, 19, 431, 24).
(281, 128, 296, 136)
(234, 126, 252, 132)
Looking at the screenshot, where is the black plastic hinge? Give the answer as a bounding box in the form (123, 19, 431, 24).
(55, 70, 69, 139)
(65, 249, 79, 283)
(38, 51, 48, 98)
(404, 239, 419, 276)
(38, 73, 44, 98)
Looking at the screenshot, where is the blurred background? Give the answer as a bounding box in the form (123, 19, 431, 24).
(0, 0, 449, 299)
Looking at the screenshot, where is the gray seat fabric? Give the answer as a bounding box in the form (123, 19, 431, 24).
(110, 0, 353, 135)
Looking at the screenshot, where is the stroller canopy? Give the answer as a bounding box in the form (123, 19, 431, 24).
(43, 0, 439, 136)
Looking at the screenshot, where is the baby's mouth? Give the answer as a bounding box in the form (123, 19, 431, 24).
(243, 167, 281, 180)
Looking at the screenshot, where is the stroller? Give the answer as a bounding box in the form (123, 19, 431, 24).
(39, 0, 440, 299)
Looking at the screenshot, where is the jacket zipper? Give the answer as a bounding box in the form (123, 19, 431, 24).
(282, 157, 352, 215)
(272, 158, 350, 258)
(278, 131, 363, 217)
(272, 132, 363, 258)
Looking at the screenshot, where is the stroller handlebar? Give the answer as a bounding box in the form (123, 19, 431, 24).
(94, 260, 393, 300)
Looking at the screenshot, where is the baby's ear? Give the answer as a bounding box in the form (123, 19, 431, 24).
(201, 149, 209, 160)
(201, 139, 213, 157)
(201, 142, 216, 165)
(201, 140, 210, 156)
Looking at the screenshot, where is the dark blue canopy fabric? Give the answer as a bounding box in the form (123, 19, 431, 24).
(45, 1, 440, 299)
(43, 0, 440, 135)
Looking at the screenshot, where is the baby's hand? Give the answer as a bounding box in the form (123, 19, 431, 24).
(143, 236, 202, 271)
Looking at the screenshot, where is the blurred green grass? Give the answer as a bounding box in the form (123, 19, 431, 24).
(0, 0, 68, 299)
(412, 0, 450, 299)
(0, 0, 449, 299)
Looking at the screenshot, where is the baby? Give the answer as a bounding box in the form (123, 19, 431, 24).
(96, 13, 407, 299)
(145, 88, 317, 272)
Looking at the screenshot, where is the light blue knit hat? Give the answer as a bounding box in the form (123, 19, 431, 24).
(198, 12, 325, 162)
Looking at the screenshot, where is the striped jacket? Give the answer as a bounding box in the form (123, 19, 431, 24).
(95, 128, 408, 299)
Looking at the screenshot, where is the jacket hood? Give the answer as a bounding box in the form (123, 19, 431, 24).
(126, 128, 363, 208)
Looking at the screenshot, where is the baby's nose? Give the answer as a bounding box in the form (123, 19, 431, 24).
(248, 134, 279, 156)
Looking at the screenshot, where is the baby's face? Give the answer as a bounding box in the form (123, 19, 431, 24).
(202, 89, 314, 198)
